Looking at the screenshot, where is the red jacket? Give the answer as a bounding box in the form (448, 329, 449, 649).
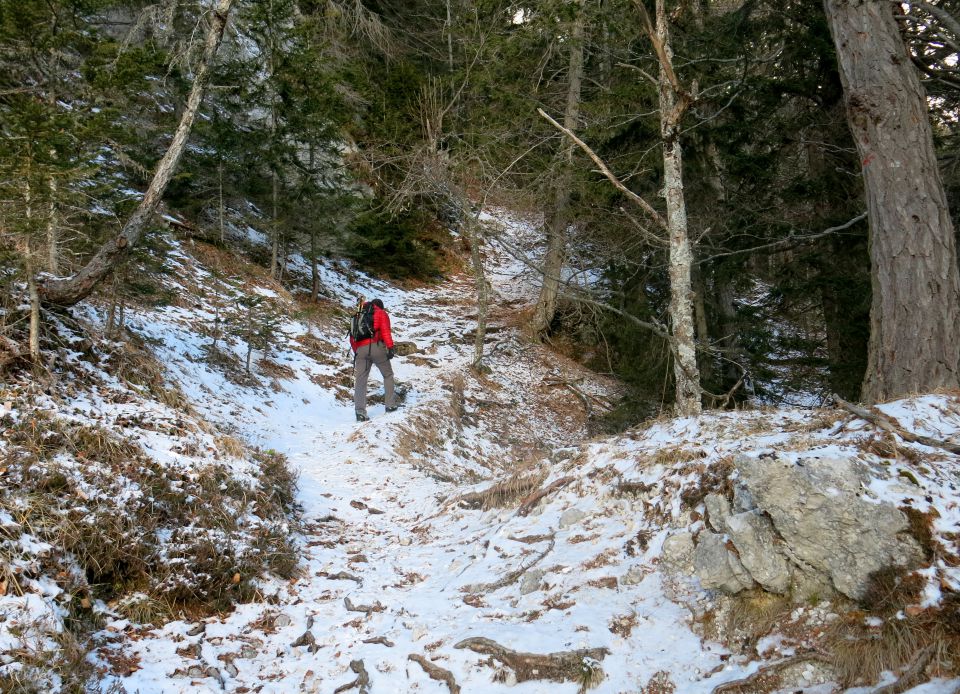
(350, 304, 394, 352)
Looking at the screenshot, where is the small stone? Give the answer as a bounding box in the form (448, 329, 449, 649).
(559, 508, 588, 529)
(291, 630, 318, 652)
(240, 646, 257, 659)
(519, 569, 545, 595)
(187, 665, 205, 677)
(224, 661, 239, 678)
(621, 566, 646, 586)
(273, 614, 292, 628)
(186, 623, 205, 637)
(398, 536, 412, 546)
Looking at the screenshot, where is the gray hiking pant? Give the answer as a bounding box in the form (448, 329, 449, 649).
(354, 342, 395, 415)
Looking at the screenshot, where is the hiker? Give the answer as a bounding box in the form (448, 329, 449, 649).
(350, 298, 397, 422)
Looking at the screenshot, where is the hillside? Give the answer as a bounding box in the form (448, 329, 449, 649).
(2, 210, 960, 694)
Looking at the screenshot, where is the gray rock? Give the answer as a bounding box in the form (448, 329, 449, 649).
(735, 454, 922, 599)
(621, 565, 647, 586)
(704, 493, 731, 533)
(693, 531, 754, 594)
(273, 613, 292, 628)
(559, 508, 588, 529)
(725, 511, 792, 594)
(224, 661, 239, 678)
(519, 569, 545, 595)
(660, 531, 696, 574)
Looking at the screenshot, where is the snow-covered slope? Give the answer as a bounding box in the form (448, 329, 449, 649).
(3, 209, 959, 693)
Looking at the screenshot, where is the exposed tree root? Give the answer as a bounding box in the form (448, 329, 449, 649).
(462, 536, 555, 594)
(518, 476, 575, 516)
(873, 645, 935, 694)
(454, 636, 609, 691)
(833, 394, 960, 454)
(711, 653, 832, 693)
(333, 659, 370, 694)
(408, 653, 460, 693)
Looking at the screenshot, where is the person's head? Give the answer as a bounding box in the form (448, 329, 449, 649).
(371, 298, 384, 310)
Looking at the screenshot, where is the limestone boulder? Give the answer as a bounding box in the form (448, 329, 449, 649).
(734, 454, 922, 599)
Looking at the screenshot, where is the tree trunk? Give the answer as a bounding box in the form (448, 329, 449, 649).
(46, 168, 59, 275)
(692, 265, 713, 385)
(465, 215, 490, 372)
(24, 176, 40, 363)
(310, 228, 321, 302)
(655, 0, 701, 416)
(532, 0, 585, 337)
(27, 252, 40, 364)
(38, 0, 235, 306)
(823, 0, 960, 403)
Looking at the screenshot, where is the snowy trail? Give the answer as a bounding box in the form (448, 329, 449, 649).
(104, 216, 632, 692)
(101, 214, 768, 693)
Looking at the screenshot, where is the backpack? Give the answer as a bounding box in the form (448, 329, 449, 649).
(349, 300, 376, 342)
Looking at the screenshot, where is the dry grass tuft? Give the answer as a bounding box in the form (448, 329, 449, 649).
(2, 413, 299, 617)
(455, 471, 546, 511)
(826, 607, 960, 687)
(679, 456, 736, 509)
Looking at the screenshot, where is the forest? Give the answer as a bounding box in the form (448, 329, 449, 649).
(2, 1, 960, 693)
(4, 0, 959, 417)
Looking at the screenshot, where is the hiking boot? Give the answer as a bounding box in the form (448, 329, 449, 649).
(385, 406, 399, 413)
(356, 412, 369, 422)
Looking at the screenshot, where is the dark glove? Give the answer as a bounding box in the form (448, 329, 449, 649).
(387, 347, 395, 360)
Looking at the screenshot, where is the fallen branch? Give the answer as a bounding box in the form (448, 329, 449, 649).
(873, 644, 936, 694)
(344, 597, 384, 614)
(408, 654, 461, 694)
(832, 394, 960, 455)
(518, 476, 575, 516)
(333, 659, 371, 694)
(362, 636, 394, 647)
(462, 536, 555, 594)
(711, 653, 832, 693)
(455, 636, 609, 690)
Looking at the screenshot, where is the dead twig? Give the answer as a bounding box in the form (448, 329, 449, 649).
(454, 636, 609, 690)
(362, 636, 394, 647)
(408, 653, 461, 694)
(462, 536, 555, 594)
(518, 476, 576, 516)
(333, 659, 371, 694)
(832, 394, 960, 455)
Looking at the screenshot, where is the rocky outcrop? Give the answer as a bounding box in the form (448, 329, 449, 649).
(683, 453, 923, 600)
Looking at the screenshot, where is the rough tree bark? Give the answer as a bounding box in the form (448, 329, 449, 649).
(823, 0, 960, 403)
(532, 0, 585, 337)
(644, 0, 702, 415)
(37, 0, 235, 306)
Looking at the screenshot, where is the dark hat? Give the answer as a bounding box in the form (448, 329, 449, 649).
(371, 298, 384, 309)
